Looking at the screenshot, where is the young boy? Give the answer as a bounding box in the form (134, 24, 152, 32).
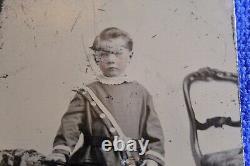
(46, 27, 165, 166)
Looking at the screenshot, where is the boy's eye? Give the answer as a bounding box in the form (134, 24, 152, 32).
(98, 51, 123, 57)
(115, 52, 122, 56)
(100, 52, 109, 57)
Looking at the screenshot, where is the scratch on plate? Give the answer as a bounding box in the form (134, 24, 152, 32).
(98, 8, 105, 12)
(0, 42, 4, 49)
(0, 0, 4, 13)
(71, 12, 81, 32)
(152, 34, 158, 38)
(0, 74, 8, 79)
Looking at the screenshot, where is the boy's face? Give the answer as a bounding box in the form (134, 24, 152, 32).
(95, 37, 132, 77)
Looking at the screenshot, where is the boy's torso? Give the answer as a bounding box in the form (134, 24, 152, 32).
(86, 81, 150, 138)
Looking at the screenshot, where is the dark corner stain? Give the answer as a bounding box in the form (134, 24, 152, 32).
(152, 34, 158, 38)
(0, 74, 8, 79)
(0, 0, 4, 14)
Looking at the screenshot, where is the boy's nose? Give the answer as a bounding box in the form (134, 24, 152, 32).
(106, 53, 117, 62)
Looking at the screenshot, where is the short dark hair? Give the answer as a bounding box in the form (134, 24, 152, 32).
(90, 27, 133, 51)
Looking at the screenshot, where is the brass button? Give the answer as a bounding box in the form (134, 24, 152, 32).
(100, 113, 105, 119)
(90, 101, 96, 106)
(109, 127, 116, 133)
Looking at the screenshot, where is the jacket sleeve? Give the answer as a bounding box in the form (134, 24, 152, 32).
(52, 92, 85, 158)
(143, 94, 165, 166)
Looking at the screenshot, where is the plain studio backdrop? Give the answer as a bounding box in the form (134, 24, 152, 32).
(0, 0, 241, 165)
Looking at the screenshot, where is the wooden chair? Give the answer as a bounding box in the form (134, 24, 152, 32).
(183, 67, 242, 166)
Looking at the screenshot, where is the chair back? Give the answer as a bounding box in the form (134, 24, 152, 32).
(182, 67, 240, 166)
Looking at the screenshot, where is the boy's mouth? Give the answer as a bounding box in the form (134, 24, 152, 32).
(107, 67, 119, 71)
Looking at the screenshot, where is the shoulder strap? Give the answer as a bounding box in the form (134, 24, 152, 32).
(78, 87, 145, 165)
(82, 86, 127, 139)
(84, 86, 126, 138)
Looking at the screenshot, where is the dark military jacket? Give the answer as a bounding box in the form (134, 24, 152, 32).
(52, 81, 165, 166)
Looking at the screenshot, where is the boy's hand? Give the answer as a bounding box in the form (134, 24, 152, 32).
(45, 153, 66, 163)
(145, 159, 158, 166)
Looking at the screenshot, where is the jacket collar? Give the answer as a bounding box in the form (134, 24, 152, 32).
(97, 74, 132, 85)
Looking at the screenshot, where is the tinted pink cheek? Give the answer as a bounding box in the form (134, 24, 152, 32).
(116, 60, 122, 66)
(99, 63, 106, 72)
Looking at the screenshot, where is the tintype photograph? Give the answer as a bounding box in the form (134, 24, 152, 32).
(0, 0, 243, 166)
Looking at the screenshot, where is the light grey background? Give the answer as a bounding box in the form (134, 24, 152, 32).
(0, 0, 241, 165)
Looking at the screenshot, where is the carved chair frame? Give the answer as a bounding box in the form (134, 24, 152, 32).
(183, 67, 240, 166)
